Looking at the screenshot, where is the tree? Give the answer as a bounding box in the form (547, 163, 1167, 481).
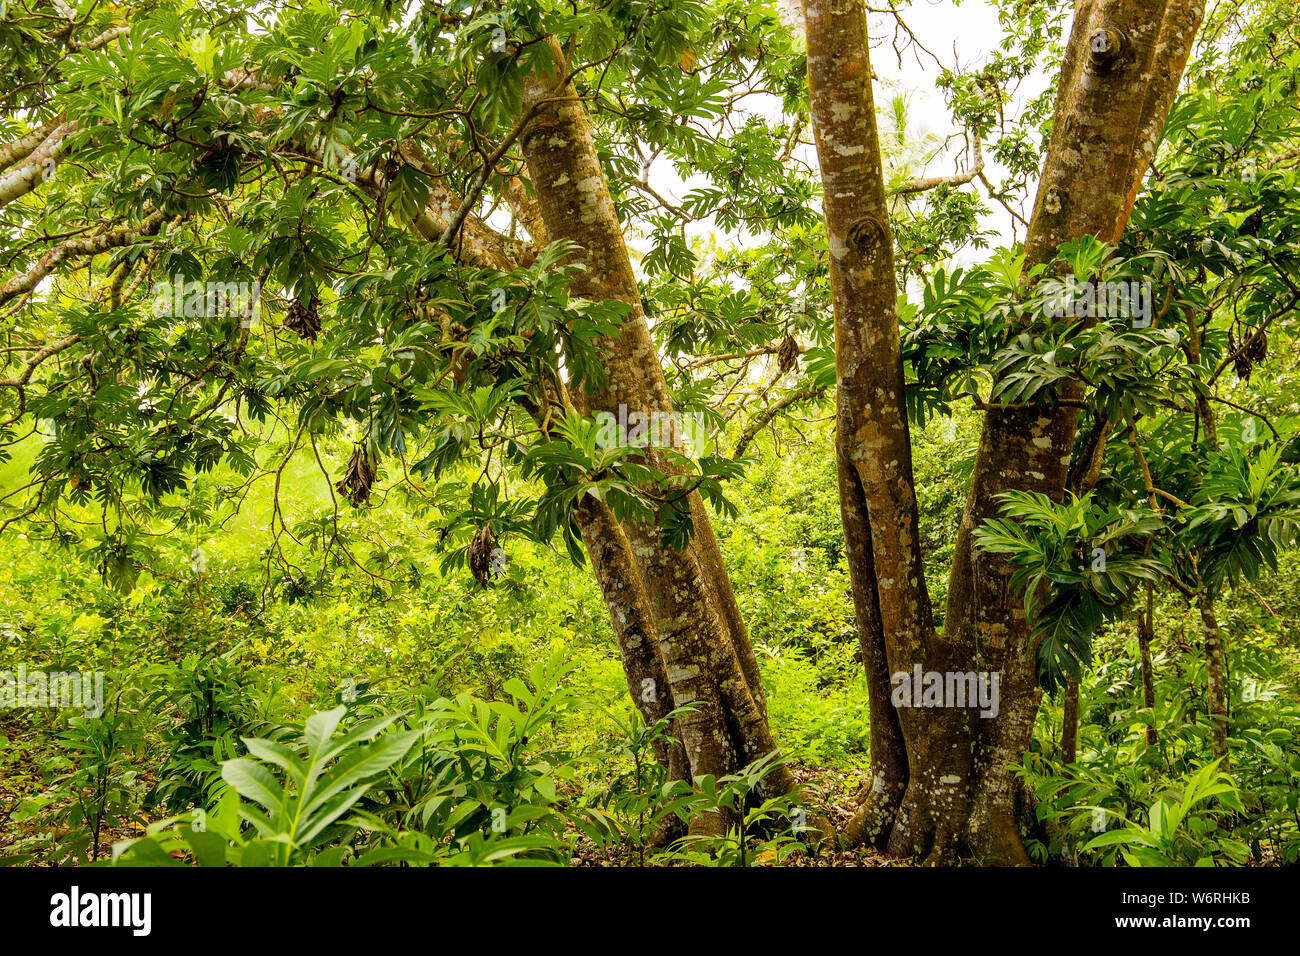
(515, 36, 800, 825)
(4, 0, 1294, 865)
(804, 0, 1208, 862)
(0, 0, 814, 838)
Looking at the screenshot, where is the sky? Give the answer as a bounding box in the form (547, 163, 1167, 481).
(864, 0, 1049, 250)
(640, 0, 1054, 265)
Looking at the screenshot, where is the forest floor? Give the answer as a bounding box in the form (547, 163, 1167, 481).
(1, 734, 898, 865)
(569, 762, 900, 866)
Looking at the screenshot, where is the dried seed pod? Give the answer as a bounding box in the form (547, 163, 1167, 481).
(1229, 330, 1254, 381)
(1234, 351, 1253, 381)
(284, 294, 321, 341)
(468, 525, 496, 586)
(1245, 330, 1267, 363)
(777, 334, 799, 373)
(335, 444, 376, 507)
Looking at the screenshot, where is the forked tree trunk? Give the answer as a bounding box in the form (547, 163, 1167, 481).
(806, 0, 1205, 863)
(804, 0, 972, 863)
(954, 0, 1205, 865)
(573, 495, 687, 780)
(516, 40, 798, 830)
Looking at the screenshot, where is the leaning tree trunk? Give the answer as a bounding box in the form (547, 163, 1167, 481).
(573, 494, 687, 779)
(515, 39, 799, 828)
(806, 0, 1205, 863)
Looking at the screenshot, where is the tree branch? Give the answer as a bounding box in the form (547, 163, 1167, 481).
(890, 129, 983, 196)
(0, 208, 170, 307)
(733, 385, 827, 457)
(0, 121, 77, 209)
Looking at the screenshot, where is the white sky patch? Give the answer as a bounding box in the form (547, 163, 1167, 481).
(612, 1, 1049, 273)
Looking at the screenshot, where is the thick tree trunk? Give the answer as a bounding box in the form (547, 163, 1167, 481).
(572, 498, 681, 764)
(516, 40, 798, 822)
(804, 0, 981, 863)
(806, 0, 1205, 863)
(957, 0, 1204, 865)
(950, 0, 1205, 864)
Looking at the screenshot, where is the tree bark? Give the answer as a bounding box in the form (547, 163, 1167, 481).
(805, 0, 1206, 863)
(1061, 680, 1080, 764)
(804, 0, 983, 863)
(572, 497, 683, 770)
(1198, 589, 1230, 765)
(1138, 585, 1159, 746)
(516, 40, 799, 823)
(951, 0, 1205, 864)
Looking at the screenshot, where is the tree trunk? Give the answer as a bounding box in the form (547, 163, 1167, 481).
(1138, 585, 1159, 746)
(1061, 681, 1079, 765)
(516, 40, 798, 823)
(1198, 589, 1230, 765)
(572, 496, 683, 773)
(838, 473, 908, 849)
(1183, 301, 1228, 762)
(805, 0, 1205, 863)
(956, 0, 1204, 865)
(804, 0, 984, 864)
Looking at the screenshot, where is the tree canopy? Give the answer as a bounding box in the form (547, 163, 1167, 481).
(1, 0, 1299, 877)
